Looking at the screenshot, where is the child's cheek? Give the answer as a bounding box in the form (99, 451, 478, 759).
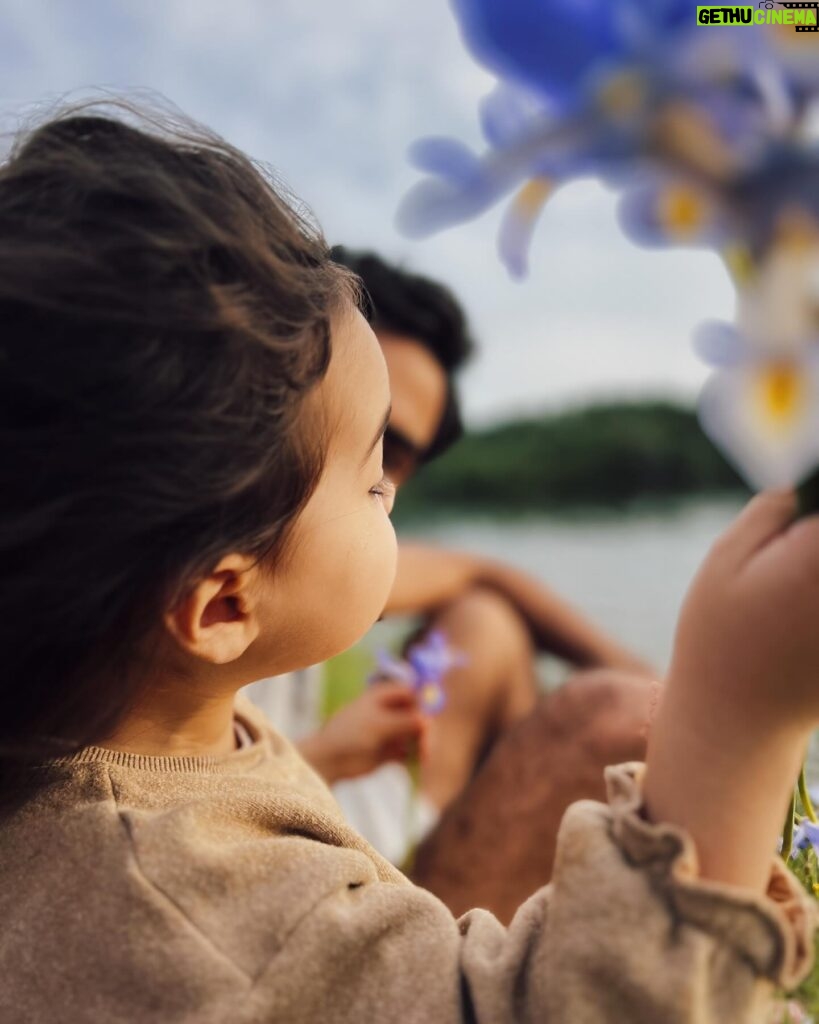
(348, 507, 397, 618)
(303, 505, 397, 658)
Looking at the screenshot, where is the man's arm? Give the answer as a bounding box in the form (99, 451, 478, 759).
(386, 541, 654, 674)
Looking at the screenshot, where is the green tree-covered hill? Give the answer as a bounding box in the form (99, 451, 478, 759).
(393, 399, 748, 522)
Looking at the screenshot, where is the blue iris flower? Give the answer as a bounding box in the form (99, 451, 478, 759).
(617, 144, 819, 258)
(451, 0, 624, 108)
(398, 0, 804, 277)
(451, 0, 692, 108)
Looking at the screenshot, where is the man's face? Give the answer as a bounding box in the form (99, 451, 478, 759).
(376, 328, 448, 487)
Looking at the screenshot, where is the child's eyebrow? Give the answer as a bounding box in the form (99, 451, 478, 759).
(360, 404, 392, 468)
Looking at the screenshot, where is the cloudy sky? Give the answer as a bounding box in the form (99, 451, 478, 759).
(0, 0, 736, 425)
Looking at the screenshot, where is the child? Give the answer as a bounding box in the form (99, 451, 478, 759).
(0, 105, 816, 1024)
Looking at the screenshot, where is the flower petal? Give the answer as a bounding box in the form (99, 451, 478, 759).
(396, 175, 499, 239)
(479, 83, 552, 148)
(692, 320, 747, 368)
(397, 142, 534, 239)
(497, 177, 554, 278)
(618, 178, 726, 248)
(407, 137, 483, 184)
(698, 354, 819, 489)
(369, 651, 416, 686)
(450, 0, 627, 105)
(735, 223, 819, 356)
(791, 820, 819, 858)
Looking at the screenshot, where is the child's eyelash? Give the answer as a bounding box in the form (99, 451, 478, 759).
(370, 474, 394, 498)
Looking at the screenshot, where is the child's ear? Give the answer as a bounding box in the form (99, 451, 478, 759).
(164, 553, 261, 664)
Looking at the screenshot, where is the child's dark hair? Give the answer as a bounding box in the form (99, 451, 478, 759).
(0, 104, 354, 807)
(330, 247, 473, 461)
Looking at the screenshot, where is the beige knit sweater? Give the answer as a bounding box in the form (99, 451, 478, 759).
(0, 695, 814, 1024)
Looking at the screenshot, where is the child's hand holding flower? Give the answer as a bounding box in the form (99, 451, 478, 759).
(298, 683, 426, 785)
(645, 490, 819, 893)
(373, 630, 468, 715)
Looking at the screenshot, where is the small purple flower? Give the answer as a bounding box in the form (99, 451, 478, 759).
(790, 819, 819, 859)
(370, 650, 416, 687)
(416, 680, 448, 715)
(407, 630, 467, 682)
(368, 630, 467, 715)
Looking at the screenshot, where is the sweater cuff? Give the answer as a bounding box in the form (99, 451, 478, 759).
(605, 762, 818, 990)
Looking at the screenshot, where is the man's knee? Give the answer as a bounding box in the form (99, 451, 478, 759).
(545, 670, 655, 765)
(432, 584, 534, 662)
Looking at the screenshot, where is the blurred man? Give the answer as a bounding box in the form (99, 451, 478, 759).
(247, 250, 657, 921)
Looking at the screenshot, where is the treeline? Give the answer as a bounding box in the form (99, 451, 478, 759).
(393, 400, 748, 521)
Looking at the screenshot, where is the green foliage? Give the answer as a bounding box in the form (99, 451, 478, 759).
(393, 399, 747, 523)
(780, 782, 819, 1021)
(320, 647, 371, 722)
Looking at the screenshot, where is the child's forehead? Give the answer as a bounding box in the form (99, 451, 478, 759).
(323, 309, 390, 438)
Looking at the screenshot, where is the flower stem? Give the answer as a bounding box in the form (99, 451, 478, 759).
(798, 766, 817, 824)
(782, 786, 797, 861)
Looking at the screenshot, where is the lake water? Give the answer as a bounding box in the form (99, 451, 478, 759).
(402, 497, 742, 671)
(395, 497, 819, 784)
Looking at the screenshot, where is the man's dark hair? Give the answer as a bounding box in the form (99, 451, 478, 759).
(331, 247, 474, 461)
(330, 247, 474, 371)
(0, 103, 355, 810)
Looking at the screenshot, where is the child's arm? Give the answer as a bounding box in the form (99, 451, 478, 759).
(644, 490, 819, 892)
(251, 759, 812, 1023)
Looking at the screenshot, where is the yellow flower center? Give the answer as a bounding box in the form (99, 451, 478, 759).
(513, 178, 553, 217)
(659, 185, 706, 237)
(754, 363, 806, 429)
(421, 684, 440, 710)
(597, 71, 644, 118)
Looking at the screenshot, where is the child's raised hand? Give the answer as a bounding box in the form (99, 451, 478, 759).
(297, 682, 426, 785)
(645, 490, 819, 892)
(669, 489, 819, 727)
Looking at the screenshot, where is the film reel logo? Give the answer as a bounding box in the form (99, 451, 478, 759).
(774, 2, 819, 31)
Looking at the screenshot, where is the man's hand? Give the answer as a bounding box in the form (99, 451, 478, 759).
(298, 682, 426, 785)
